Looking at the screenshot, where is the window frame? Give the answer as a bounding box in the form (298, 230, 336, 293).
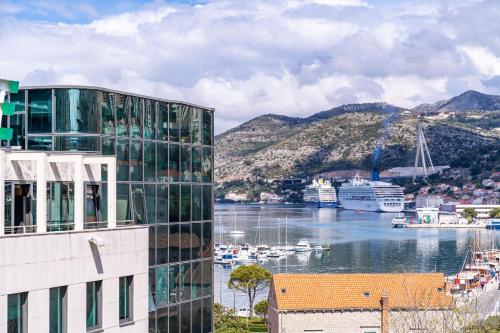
(7, 292, 28, 333)
(86, 280, 102, 331)
(119, 276, 134, 324)
(49, 286, 68, 333)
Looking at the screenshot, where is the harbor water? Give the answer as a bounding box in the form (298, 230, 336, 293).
(214, 204, 500, 309)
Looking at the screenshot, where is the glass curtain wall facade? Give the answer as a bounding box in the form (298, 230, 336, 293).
(4, 87, 215, 333)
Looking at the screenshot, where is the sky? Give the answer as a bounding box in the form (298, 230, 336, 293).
(1, 0, 499, 134)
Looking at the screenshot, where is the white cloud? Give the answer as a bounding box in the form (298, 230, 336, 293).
(0, 0, 498, 133)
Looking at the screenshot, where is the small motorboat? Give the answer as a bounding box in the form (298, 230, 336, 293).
(392, 215, 408, 228)
(485, 219, 500, 230)
(313, 245, 324, 252)
(229, 230, 245, 235)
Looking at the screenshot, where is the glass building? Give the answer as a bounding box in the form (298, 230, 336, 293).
(3, 86, 214, 333)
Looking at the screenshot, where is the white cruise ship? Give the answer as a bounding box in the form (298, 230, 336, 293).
(302, 178, 338, 208)
(338, 173, 404, 212)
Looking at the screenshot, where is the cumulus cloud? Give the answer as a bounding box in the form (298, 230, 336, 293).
(0, 0, 499, 133)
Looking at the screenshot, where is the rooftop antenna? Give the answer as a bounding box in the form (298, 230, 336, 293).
(413, 119, 435, 183)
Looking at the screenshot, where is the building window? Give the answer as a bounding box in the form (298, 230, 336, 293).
(7, 292, 28, 333)
(86, 281, 102, 331)
(50, 286, 67, 333)
(119, 276, 134, 323)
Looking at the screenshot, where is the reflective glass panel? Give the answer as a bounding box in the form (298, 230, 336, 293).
(145, 184, 156, 224)
(101, 138, 114, 181)
(10, 113, 25, 148)
(202, 222, 212, 259)
(130, 97, 143, 138)
(169, 184, 179, 223)
(102, 92, 116, 135)
(144, 99, 155, 139)
(168, 224, 180, 263)
(180, 105, 191, 143)
(181, 185, 191, 222)
(119, 276, 132, 321)
(130, 140, 143, 181)
(49, 287, 66, 333)
(144, 141, 156, 181)
(7, 293, 27, 333)
(132, 184, 146, 224)
(28, 89, 52, 133)
(181, 300, 191, 333)
(202, 110, 212, 146)
(169, 265, 180, 304)
(169, 305, 180, 333)
(55, 89, 99, 133)
(180, 224, 191, 261)
(149, 268, 156, 311)
(157, 308, 167, 333)
(157, 184, 168, 223)
(156, 266, 168, 308)
(169, 103, 180, 142)
(149, 226, 156, 266)
(117, 184, 131, 221)
(202, 185, 212, 221)
(157, 143, 168, 183)
(192, 299, 202, 333)
(117, 139, 129, 181)
(181, 145, 191, 182)
(157, 102, 168, 140)
(192, 147, 202, 182)
(169, 144, 180, 182)
(27, 136, 52, 150)
(191, 263, 201, 298)
(180, 263, 192, 302)
(191, 108, 202, 144)
(202, 260, 213, 296)
(157, 224, 168, 264)
(86, 281, 101, 329)
(202, 147, 212, 183)
(202, 298, 212, 333)
(47, 182, 75, 230)
(9, 90, 26, 112)
(192, 185, 202, 221)
(55, 136, 99, 151)
(192, 223, 202, 260)
(116, 94, 128, 136)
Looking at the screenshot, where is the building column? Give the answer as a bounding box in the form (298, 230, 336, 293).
(36, 154, 47, 233)
(107, 157, 116, 228)
(0, 150, 5, 236)
(74, 155, 84, 231)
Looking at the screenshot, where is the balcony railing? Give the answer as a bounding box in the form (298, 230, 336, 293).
(4, 225, 37, 234)
(47, 222, 75, 232)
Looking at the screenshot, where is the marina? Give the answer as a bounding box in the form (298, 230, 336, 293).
(214, 204, 500, 309)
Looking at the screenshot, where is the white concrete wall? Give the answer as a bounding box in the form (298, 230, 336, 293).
(269, 310, 454, 333)
(0, 226, 148, 332)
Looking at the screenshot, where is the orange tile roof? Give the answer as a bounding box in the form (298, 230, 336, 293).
(271, 273, 453, 311)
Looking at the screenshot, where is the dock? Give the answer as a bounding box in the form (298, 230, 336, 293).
(406, 223, 486, 229)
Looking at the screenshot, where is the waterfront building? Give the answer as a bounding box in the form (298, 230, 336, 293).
(0, 150, 149, 332)
(1, 86, 215, 332)
(456, 204, 500, 219)
(268, 273, 453, 333)
(415, 194, 444, 209)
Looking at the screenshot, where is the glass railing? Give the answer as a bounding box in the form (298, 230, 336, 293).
(47, 222, 75, 232)
(4, 220, 136, 235)
(84, 221, 108, 230)
(117, 220, 135, 227)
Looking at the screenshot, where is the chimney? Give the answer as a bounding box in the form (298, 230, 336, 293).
(380, 290, 389, 333)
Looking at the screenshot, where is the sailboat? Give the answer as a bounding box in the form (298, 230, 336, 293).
(283, 215, 295, 253)
(229, 211, 245, 235)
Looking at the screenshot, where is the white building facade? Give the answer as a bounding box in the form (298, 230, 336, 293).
(0, 149, 149, 332)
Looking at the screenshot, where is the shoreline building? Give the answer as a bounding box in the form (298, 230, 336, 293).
(1, 85, 215, 332)
(268, 273, 453, 333)
(0, 150, 149, 332)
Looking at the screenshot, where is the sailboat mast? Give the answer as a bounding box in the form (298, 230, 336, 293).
(258, 213, 261, 245)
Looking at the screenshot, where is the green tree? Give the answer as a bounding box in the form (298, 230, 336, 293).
(228, 265, 272, 318)
(254, 300, 268, 323)
(462, 208, 478, 223)
(214, 303, 249, 333)
(489, 207, 500, 219)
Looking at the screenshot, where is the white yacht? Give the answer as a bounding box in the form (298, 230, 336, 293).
(302, 178, 338, 208)
(295, 239, 312, 252)
(338, 173, 404, 212)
